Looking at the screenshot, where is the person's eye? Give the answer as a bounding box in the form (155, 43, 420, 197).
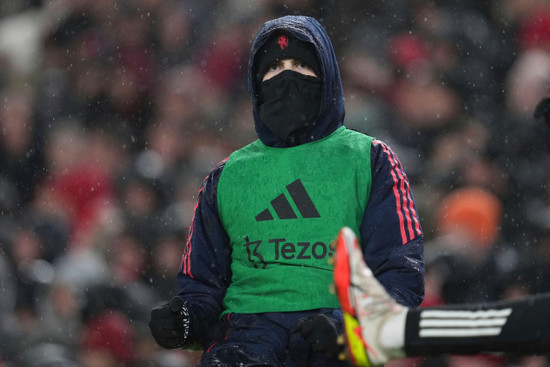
(295, 61, 311, 70)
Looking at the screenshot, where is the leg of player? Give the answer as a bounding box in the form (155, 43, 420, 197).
(333, 227, 550, 366)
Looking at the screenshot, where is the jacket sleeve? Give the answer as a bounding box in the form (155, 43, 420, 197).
(359, 139, 425, 307)
(176, 158, 232, 343)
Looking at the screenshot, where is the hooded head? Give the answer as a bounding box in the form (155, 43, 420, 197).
(248, 16, 345, 147)
(255, 32, 321, 81)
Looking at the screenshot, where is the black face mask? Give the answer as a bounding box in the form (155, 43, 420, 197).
(259, 70, 322, 143)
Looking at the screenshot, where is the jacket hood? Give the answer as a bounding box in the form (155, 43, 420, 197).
(248, 15, 345, 147)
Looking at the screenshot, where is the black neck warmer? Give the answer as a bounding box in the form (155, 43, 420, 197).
(259, 70, 322, 144)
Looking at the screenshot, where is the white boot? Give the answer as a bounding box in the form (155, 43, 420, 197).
(333, 227, 407, 367)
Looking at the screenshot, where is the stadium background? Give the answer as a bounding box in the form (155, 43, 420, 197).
(0, 0, 549, 366)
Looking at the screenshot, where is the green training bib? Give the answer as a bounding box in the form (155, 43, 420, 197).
(217, 127, 373, 314)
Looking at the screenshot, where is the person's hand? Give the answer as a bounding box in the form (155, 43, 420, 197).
(291, 314, 344, 357)
(149, 297, 192, 349)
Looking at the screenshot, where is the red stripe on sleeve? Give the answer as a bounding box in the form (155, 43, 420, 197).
(373, 139, 422, 243)
(374, 140, 408, 244)
(181, 192, 201, 279)
(181, 157, 229, 278)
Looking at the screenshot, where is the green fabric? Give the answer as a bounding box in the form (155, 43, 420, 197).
(217, 127, 373, 314)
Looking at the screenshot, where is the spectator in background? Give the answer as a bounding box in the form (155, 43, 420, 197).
(0, 86, 44, 207)
(79, 310, 136, 367)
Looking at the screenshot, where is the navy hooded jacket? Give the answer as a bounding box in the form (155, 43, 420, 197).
(176, 15, 424, 344)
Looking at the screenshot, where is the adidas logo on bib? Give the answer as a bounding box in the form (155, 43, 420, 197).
(255, 179, 321, 221)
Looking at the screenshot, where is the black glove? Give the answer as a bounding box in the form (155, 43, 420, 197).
(149, 297, 192, 349)
(291, 314, 344, 358)
(534, 97, 550, 126)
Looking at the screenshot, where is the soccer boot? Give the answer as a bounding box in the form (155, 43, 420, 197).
(333, 227, 406, 367)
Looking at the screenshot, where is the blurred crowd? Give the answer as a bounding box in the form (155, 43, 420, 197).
(0, 0, 549, 366)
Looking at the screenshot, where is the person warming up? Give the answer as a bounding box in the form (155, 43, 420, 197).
(149, 15, 424, 366)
